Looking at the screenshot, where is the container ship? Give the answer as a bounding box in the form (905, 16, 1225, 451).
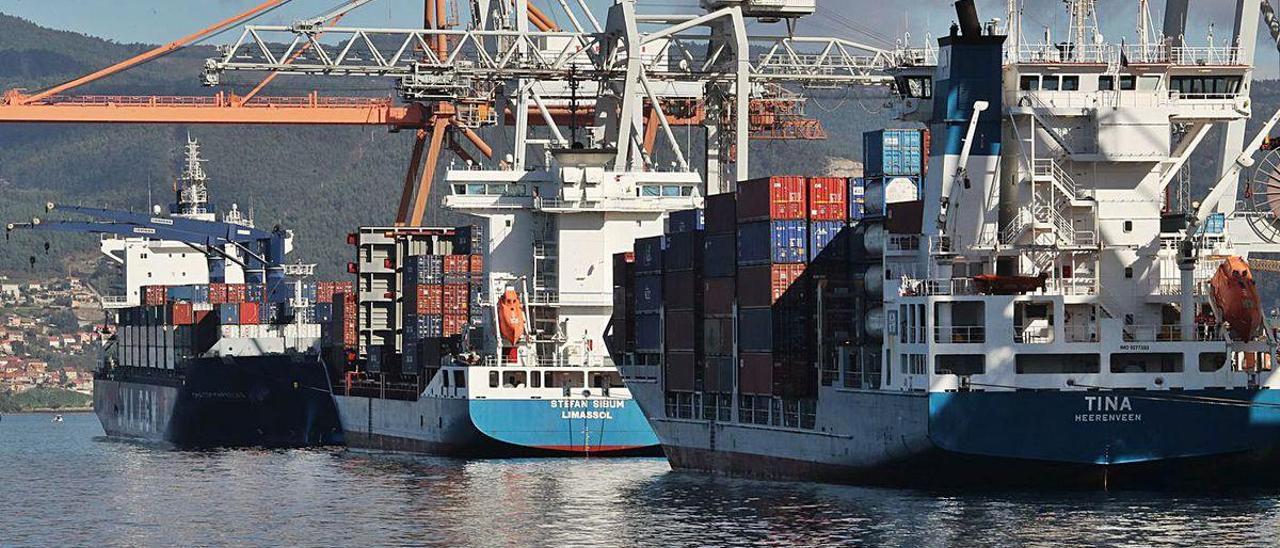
(615, 1, 1280, 487)
(7, 137, 345, 448)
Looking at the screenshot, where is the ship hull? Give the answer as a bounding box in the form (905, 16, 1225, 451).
(93, 356, 344, 448)
(334, 393, 661, 457)
(644, 387, 1280, 488)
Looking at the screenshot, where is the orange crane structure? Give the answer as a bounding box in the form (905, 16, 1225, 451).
(0, 0, 853, 226)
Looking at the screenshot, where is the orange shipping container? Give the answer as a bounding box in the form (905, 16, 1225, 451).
(209, 283, 228, 305)
(469, 254, 485, 273)
(444, 255, 469, 274)
(239, 301, 261, 325)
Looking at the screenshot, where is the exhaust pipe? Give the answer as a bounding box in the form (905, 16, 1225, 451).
(954, 0, 982, 38)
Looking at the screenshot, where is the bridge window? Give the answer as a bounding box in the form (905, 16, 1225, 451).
(591, 371, 624, 389)
(530, 371, 542, 388)
(1199, 352, 1227, 372)
(1171, 76, 1242, 98)
(489, 371, 499, 388)
(1043, 76, 1060, 91)
(1119, 75, 1136, 90)
(453, 370, 466, 388)
(546, 371, 584, 388)
(1061, 75, 1080, 91)
(1099, 75, 1115, 91)
(502, 371, 527, 388)
(1019, 75, 1040, 91)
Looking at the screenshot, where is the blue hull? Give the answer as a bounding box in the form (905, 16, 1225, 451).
(469, 398, 660, 454)
(929, 388, 1280, 465)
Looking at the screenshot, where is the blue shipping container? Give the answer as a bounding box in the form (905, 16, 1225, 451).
(703, 232, 736, 278)
(667, 208, 705, 234)
(635, 312, 663, 352)
(664, 231, 702, 271)
(219, 304, 240, 325)
(737, 221, 808, 265)
(314, 303, 334, 323)
(737, 308, 774, 352)
(809, 221, 847, 262)
(864, 129, 924, 177)
(635, 236, 665, 274)
(1199, 213, 1226, 235)
(167, 286, 196, 302)
(849, 178, 866, 222)
(635, 274, 663, 312)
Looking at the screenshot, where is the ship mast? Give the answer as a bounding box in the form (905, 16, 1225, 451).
(175, 134, 211, 220)
(1065, 0, 1102, 56)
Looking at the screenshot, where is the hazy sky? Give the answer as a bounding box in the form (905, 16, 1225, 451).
(1, 0, 1275, 75)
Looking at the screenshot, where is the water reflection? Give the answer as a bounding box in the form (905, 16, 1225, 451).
(4, 414, 1280, 547)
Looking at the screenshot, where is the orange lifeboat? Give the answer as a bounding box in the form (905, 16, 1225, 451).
(497, 289, 527, 346)
(1209, 257, 1263, 342)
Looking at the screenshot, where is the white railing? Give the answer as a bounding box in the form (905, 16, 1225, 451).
(1122, 324, 1182, 342)
(887, 234, 922, 252)
(1033, 158, 1090, 200)
(1044, 277, 1097, 296)
(934, 326, 986, 344)
(1063, 325, 1098, 343)
(1014, 325, 1054, 344)
(901, 277, 978, 297)
(1014, 43, 1113, 64)
(1173, 46, 1244, 66)
(1001, 212, 1030, 244)
(1011, 43, 1243, 67)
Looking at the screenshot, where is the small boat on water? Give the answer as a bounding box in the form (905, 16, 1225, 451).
(52, 415, 63, 423)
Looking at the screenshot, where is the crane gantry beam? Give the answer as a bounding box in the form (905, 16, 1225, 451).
(0, 92, 427, 126)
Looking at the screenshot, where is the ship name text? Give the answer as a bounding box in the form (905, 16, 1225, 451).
(1074, 396, 1142, 423)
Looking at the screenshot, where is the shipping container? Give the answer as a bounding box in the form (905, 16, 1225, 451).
(209, 283, 228, 305)
(704, 356, 735, 393)
(809, 221, 849, 262)
(170, 302, 195, 326)
(1200, 213, 1226, 235)
(702, 277, 735, 316)
(664, 351, 697, 392)
(635, 274, 663, 312)
(144, 286, 167, 307)
(444, 313, 469, 336)
(849, 177, 866, 221)
(705, 193, 737, 233)
(226, 283, 248, 303)
(737, 176, 806, 221)
(239, 301, 261, 325)
(443, 283, 470, 314)
(219, 303, 240, 325)
(634, 236, 665, 274)
(667, 208, 705, 234)
(453, 224, 486, 255)
(635, 312, 662, 352)
(664, 310, 700, 352)
(702, 232, 736, 278)
(737, 308, 774, 352)
(864, 128, 925, 177)
(703, 318, 734, 355)
(737, 263, 807, 308)
(406, 254, 446, 284)
(807, 176, 848, 221)
(444, 254, 470, 274)
(405, 314, 444, 339)
(166, 285, 196, 302)
(314, 303, 334, 323)
(739, 353, 774, 396)
(469, 254, 485, 273)
(613, 252, 635, 287)
(737, 221, 807, 265)
(663, 231, 703, 271)
(246, 283, 266, 303)
(662, 270, 700, 311)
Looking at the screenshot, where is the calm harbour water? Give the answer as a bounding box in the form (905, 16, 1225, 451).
(4, 413, 1280, 547)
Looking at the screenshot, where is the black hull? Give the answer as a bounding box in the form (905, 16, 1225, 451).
(94, 355, 344, 448)
(664, 444, 1280, 490)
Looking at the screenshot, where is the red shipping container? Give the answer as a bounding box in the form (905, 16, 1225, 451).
(170, 302, 195, 326)
(737, 176, 806, 221)
(807, 176, 848, 221)
(226, 283, 247, 303)
(239, 301, 261, 325)
(443, 313, 468, 336)
(737, 263, 806, 308)
(416, 285, 443, 315)
(739, 353, 775, 396)
(664, 310, 698, 352)
(469, 254, 485, 273)
(703, 277, 735, 316)
(444, 255, 469, 274)
(664, 352, 697, 392)
(144, 286, 167, 307)
(443, 283, 470, 313)
(208, 283, 228, 305)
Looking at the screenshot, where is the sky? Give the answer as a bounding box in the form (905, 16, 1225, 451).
(0, 0, 1275, 75)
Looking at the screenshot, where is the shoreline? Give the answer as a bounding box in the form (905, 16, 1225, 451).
(4, 407, 93, 414)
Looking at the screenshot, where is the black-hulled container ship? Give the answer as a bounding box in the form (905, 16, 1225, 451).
(8, 136, 345, 448)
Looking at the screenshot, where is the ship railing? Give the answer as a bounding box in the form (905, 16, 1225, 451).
(1155, 278, 1210, 297)
(1032, 158, 1090, 200)
(933, 326, 985, 344)
(1043, 277, 1097, 296)
(1172, 46, 1244, 66)
(1013, 325, 1054, 344)
(1063, 325, 1098, 343)
(887, 234, 921, 252)
(1013, 43, 1113, 65)
(902, 277, 978, 296)
(100, 295, 131, 308)
(527, 289, 559, 305)
(1122, 324, 1184, 342)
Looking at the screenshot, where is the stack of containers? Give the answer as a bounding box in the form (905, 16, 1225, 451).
(735, 176, 811, 399)
(609, 252, 636, 356)
(663, 209, 704, 394)
(633, 236, 664, 356)
(333, 291, 358, 349)
(404, 254, 445, 375)
(849, 178, 866, 222)
(862, 129, 927, 216)
(442, 255, 471, 337)
(807, 176, 855, 381)
(702, 194, 737, 396)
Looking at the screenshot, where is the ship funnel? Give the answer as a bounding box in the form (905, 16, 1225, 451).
(954, 0, 982, 38)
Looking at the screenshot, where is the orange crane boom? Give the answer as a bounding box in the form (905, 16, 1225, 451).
(0, 92, 426, 127)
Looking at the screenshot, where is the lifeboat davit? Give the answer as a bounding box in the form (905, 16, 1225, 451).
(497, 289, 527, 346)
(1209, 256, 1263, 342)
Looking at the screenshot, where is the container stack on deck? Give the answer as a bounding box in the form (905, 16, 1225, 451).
(617, 174, 861, 426)
(862, 128, 927, 218)
(398, 228, 487, 377)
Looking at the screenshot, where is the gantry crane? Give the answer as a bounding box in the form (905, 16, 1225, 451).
(0, 0, 900, 227)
